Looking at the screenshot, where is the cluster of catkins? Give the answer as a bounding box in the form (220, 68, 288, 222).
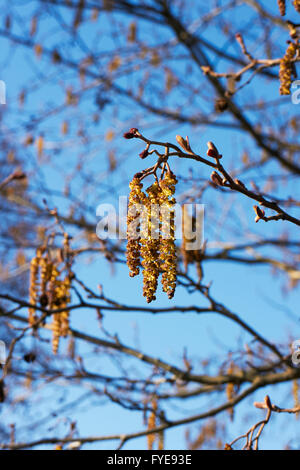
(279, 41, 298, 95)
(126, 171, 177, 303)
(28, 233, 72, 353)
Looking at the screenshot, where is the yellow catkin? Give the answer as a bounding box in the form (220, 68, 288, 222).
(147, 398, 158, 450)
(141, 182, 160, 303)
(50, 263, 72, 353)
(279, 41, 298, 95)
(52, 312, 61, 355)
(61, 121, 69, 135)
(34, 44, 43, 58)
(127, 170, 178, 302)
(60, 275, 71, 337)
(293, 0, 300, 13)
(36, 135, 44, 159)
(127, 22, 136, 42)
(48, 266, 59, 309)
(28, 250, 42, 326)
(39, 255, 53, 308)
(126, 176, 146, 278)
(293, 379, 299, 419)
(159, 171, 177, 299)
(226, 363, 235, 421)
(49, 266, 61, 354)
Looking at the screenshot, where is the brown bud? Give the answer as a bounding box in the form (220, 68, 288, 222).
(224, 443, 233, 450)
(123, 128, 138, 139)
(210, 171, 223, 186)
(24, 134, 34, 146)
(201, 65, 212, 75)
(234, 178, 246, 189)
(139, 149, 149, 159)
(264, 395, 272, 408)
(176, 135, 191, 152)
(52, 49, 62, 63)
(207, 141, 222, 159)
(253, 205, 265, 218)
(253, 205, 265, 222)
(235, 33, 244, 47)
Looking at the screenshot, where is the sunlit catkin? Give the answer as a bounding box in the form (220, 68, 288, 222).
(51, 271, 72, 353)
(293, 0, 300, 13)
(279, 41, 298, 95)
(39, 255, 52, 307)
(49, 266, 61, 354)
(28, 250, 42, 326)
(159, 171, 177, 299)
(126, 168, 178, 302)
(59, 275, 71, 337)
(293, 379, 299, 419)
(147, 398, 158, 450)
(226, 363, 235, 421)
(141, 182, 160, 303)
(126, 176, 145, 277)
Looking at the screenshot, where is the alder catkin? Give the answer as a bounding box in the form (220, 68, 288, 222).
(279, 41, 298, 95)
(126, 176, 145, 278)
(159, 171, 177, 299)
(140, 182, 160, 303)
(51, 271, 72, 353)
(226, 363, 235, 421)
(28, 236, 73, 354)
(126, 168, 178, 302)
(49, 266, 61, 354)
(293, 0, 300, 13)
(28, 250, 42, 326)
(293, 379, 299, 419)
(147, 398, 158, 450)
(59, 275, 71, 337)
